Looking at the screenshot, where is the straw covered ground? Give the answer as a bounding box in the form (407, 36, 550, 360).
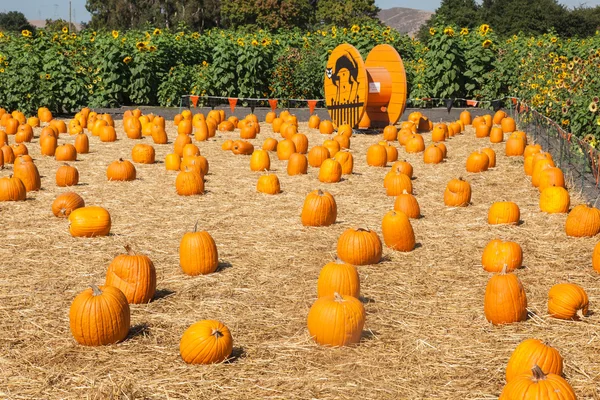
(1, 112, 599, 399)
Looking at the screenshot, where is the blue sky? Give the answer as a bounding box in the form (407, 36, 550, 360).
(0, 0, 598, 23)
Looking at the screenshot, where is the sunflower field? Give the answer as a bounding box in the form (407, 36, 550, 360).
(0, 24, 598, 140)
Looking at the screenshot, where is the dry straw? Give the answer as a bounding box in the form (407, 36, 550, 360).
(0, 117, 599, 399)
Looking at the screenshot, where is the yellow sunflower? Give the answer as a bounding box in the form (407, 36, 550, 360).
(590, 102, 598, 113)
(112, 30, 119, 39)
(136, 41, 146, 51)
(429, 27, 436, 36)
(460, 28, 469, 35)
(550, 37, 557, 43)
(153, 28, 162, 35)
(351, 25, 360, 33)
(482, 39, 492, 48)
(443, 27, 454, 37)
(237, 38, 244, 46)
(21, 30, 32, 37)
(62, 26, 68, 34)
(251, 39, 258, 46)
(123, 56, 132, 64)
(479, 24, 490, 35)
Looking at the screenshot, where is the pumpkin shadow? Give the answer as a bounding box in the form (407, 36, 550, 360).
(153, 288, 175, 301)
(127, 323, 150, 340)
(225, 347, 245, 363)
(414, 243, 423, 249)
(360, 330, 379, 341)
(217, 261, 233, 272)
(359, 296, 375, 304)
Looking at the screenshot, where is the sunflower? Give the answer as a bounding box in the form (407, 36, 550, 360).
(21, 30, 31, 37)
(482, 39, 492, 48)
(148, 45, 157, 52)
(0, 68, 4, 73)
(597, 117, 600, 126)
(136, 41, 146, 51)
(562, 119, 569, 126)
(202, 60, 208, 66)
(153, 28, 162, 35)
(191, 32, 200, 39)
(479, 24, 490, 35)
(112, 30, 119, 39)
(237, 38, 244, 46)
(46, 74, 51, 80)
(62, 26, 68, 34)
(429, 27, 436, 36)
(261, 38, 269, 46)
(593, 96, 599, 103)
(351, 25, 360, 33)
(123, 56, 132, 64)
(590, 102, 598, 113)
(460, 28, 469, 35)
(251, 39, 258, 46)
(562, 106, 568, 114)
(550, 37, 557, 43)
(90, 37, 95, 42)
(443, 27, 454, 37)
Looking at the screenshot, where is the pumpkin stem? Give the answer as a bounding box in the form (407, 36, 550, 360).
(531, 365, 547, 381)
(211, 328, 224, 338)
(91, 285, 102, 296)
(124, 244, 135, 255)
(334, 292, 345, 302)
(119, 158, 124, 162)
(402, 189, 409, 194)
(500, 264, 508, 275)
(317, 189, 324, 196)
(193, 220, 199, 233)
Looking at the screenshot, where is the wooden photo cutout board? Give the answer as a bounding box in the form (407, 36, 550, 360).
(325, 43, 407, 129)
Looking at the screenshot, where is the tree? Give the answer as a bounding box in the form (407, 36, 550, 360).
(315, 0, 379, 27)
(0, 11, 36, 33)
(479, 0, 568, 37)
(418, 0, 480, 41)
(44, 19, 79, 32)
(221, 0, 314, 30)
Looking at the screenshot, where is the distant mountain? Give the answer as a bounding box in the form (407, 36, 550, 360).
(378, 7, 434, 38)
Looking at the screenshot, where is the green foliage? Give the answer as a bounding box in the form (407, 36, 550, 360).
(0, 11, 36, 33)
(315, 0, 380, 28)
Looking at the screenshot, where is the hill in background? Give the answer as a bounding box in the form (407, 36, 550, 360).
(378, 7, 433, 37)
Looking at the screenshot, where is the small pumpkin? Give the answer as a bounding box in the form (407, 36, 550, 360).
(404, 134, 425, 153)
(538, 167, 564, 192)
(55, 144, 77, 161)
(319, 120, 334, 135)
(505, 339, 563, 383)
(481, 239, 523, 272)
(257, 174, 281, 195)
(489, 127, 504, 143)
(366, 144, 387, 167)
(505, 134, 526, 156)
(488, 202, 520, 225)
(501, 116, 516, 133)
(74, 132, 89, 154)
(262, 137, 278, 152)
(481, 147, 496, 168)
(105, 245, 156, 304)
(165, 153, 181, 171)
(69, 285, 130, 346)
(307, 145, 330, 167)
(317, 262, 360, 298)
(301, 189, 337, 227)
(307, 292, 365, 346)
(107, 159, 136, 181)
(180, 320, 233, 364)
(68, 206, 111, 237)
(276, 139, 296, 160)
(180, 223, 219, 275)
(548, 283, 589, 320)
(337, 228, 382, 265)
(384, 170, 413, 196)
(323, 139, 341, 158)
(383, 125, 398, 141)
(393, 190, 420, 219)
(56, 164, 79, 187)
(0, 175, 26, 201)
(423, 144, 444, 164)
(52, 192, 85, 217)
(391, 160, 413, 178)
(466, 151, 489, 173)
(484, 266, 528, 325)
(333, 151, 354, 175)
(175, 169, 204, 196)
(308, 115, 320, 129)
(318, 158, 342, 183)
(291, 133, 309, 154)
(131, 144, 156, 164)
(382, 210, 415, 252)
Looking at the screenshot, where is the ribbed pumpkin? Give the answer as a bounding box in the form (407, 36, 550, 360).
(13, 160, 41, 191)
(131, 144, 156, 164)
(69, 285, 130, 346)
(489, 127, 504, 143)
(381, 210, 415, 252)
(488, 202, 520, 225)
(323, 139, 341, 158)
(55, 144, 77, 161)
(501, 116, 516, 133)
(68, 206, 111, 237)
(250, 149, 271, 172)
(481, 240, 523, 272)
(318, 158, 342, 183)
(366, 144, 387, 167)
(180, 155, 209, 176)
(231, 140, 254, 155)
(180, 320, 233, 364)
(178, 224, 219, 276)
(165, 153, 181, 171)
(257, 174, 281, 194)
(0, 175, 26, 201)
(423, 144, 444, 164)
(540, 186, 569, 213)
(505, 134, 526, 156)
(482, 148, 496, 168)
(308, 115, 320, 129)
(107, 159, 136, 181)
(548, 283, 589, 320)
(384, 170, 413, 196)
(505, 339, 563, 383)
(2, 144, 16, 163)
(484, 266, 528, 325)
(276, 139, 296, 160)
(393, 190, 420, 219)
(531, 158, 556, 187)
(391, 160, 413, 179)
(333, 151, 354, 175)
(493, 110, 507, 125)
(499, 366, 576, 400)
(287, 153, 308, 175)
(56, 164, 79, 187)
(291, 133, 309, 154)
(383, 125, 398, 141)
(262, 137, 278, 152)
(337, 228, 382, 265)
(307, 292, 365, 346)
(52, 192, 85, 217)
(105, 245, 156, 304)
(175, 169, 204, 196)
(301, 189, 337, 227)
(565, 204, 600, 237)
(317, 262, 360, 298)
(74, 132, 89, 154)
(538, 167, 564, 192)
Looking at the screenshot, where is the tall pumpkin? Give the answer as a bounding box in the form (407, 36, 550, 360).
(337, 228, 382, 265)
(69, 285, 130, 346)
(307, 292, 365, 346)
(301, 189, 337, 227)
(381, 210, 415, 252)
(484, 267, 528, 325)
(393, 190, 420, 219)
(13, 160, 41, 191)
(179, 224, 219, 275)
(180, 320, 233, 364)
(105, 245, 156, 304)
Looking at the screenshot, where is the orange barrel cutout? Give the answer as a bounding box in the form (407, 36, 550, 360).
(324, 43, 407, 129)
